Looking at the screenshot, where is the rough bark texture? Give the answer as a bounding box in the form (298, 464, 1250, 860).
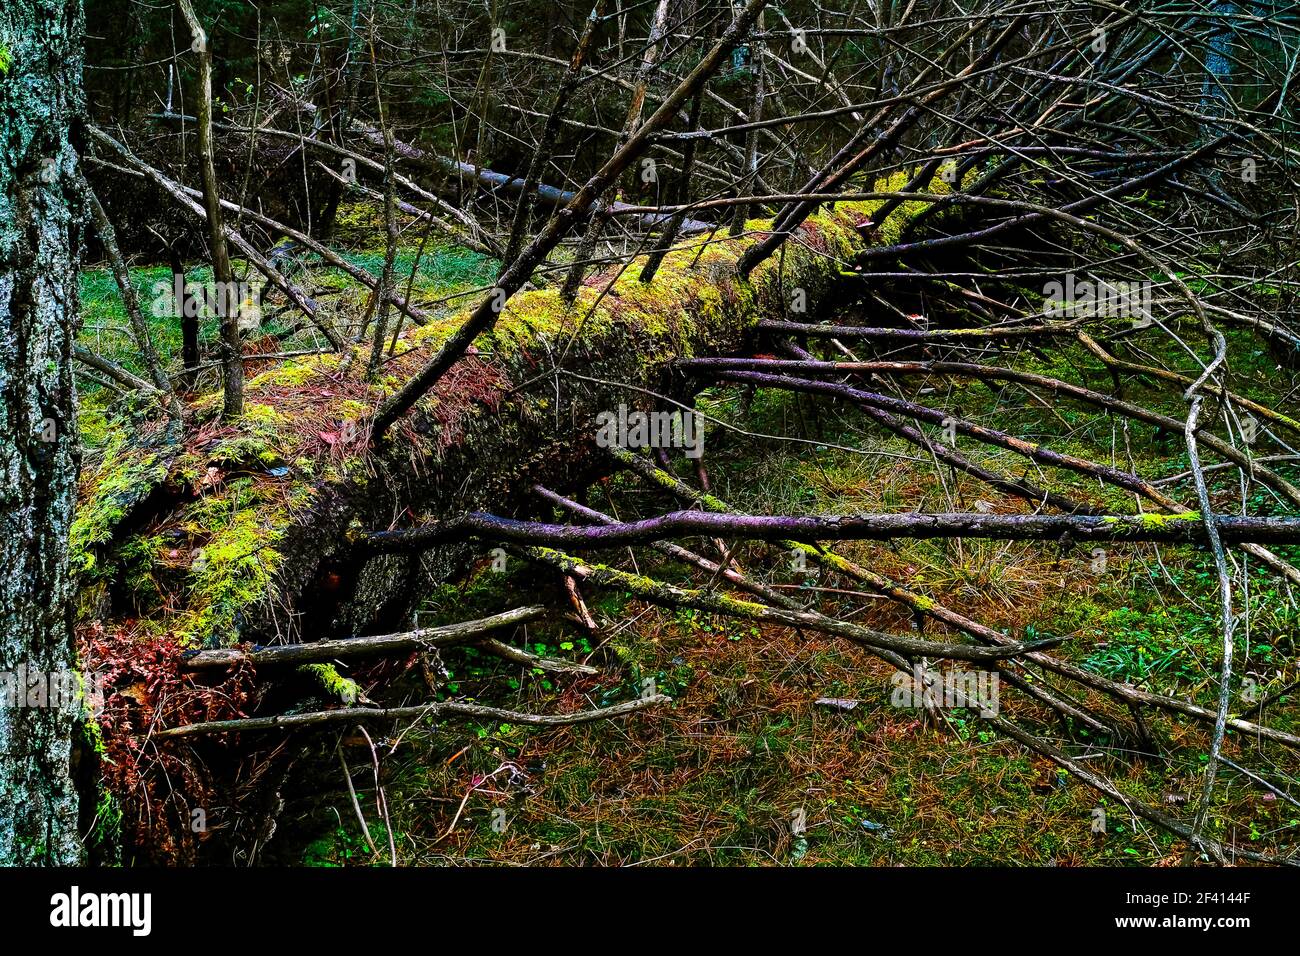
(0, 0, 88, 864)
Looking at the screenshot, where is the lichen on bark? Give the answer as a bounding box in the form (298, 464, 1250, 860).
(0, 0, 89, 865)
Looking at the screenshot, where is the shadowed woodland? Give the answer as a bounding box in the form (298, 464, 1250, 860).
(2, 0, 1300, 866)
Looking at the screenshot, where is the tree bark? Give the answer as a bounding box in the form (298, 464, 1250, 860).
(0, 0, 88, 865)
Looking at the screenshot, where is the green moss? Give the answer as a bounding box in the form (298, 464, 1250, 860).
(91, 786, 123, 845)
(200, 402, 291, 468)
(337, 399, 371, 420)
(406, 234, 745, 362)
(1101, 511, 1200, 527)
(246, 356, 336, 390)
(118, 533, 166, 595)
(299, 663, 359, 705)
(394, 169, 953, 393)
(170, 478, 316, 646)
(330, 200, 383, 241)
(79, 404, 111, 451)
(75, 393, 327, 646)
(71, 428, 173, 578)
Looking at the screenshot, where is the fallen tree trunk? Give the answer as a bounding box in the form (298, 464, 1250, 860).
(73, 189, 900, 650)
(355, 509, 1300, 548)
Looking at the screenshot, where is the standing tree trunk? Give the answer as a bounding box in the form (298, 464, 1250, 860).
(0, 0, 88, 865)
(178, 0, 243, 419)
(168, 247, 201, 387)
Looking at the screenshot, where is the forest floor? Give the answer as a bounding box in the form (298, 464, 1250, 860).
(77, 208, 1300, 866)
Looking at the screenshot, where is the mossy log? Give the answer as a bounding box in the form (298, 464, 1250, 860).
(73, 190, 948, 650)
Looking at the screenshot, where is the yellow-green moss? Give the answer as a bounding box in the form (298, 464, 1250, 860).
(298, 663, 359, 705)
(246, 354, 337, 390)
(180, 494, 284, 644)
(71, 428, 173, 578)
(1103, 511, 1201, 527)
(79, 402, 323, 645)
(202, 402, 291, 469)
(167, 478, 317, 646)
(396, 169, 956, 389)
